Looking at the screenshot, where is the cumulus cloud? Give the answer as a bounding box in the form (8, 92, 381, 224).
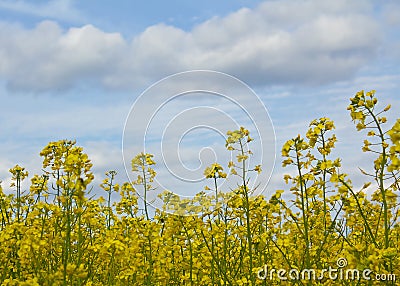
(0, 0, 383, 92)
(0, 21, 126, 91)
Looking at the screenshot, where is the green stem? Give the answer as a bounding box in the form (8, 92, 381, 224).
(239, 139, 254, 285)
(182, 220, 193, 286)
(142, 159, 149, 220)
(337, 176, 378, 248)
(295, 144, 310, 269)
(16, 170, 21, 223)
(321, 133, 328, 232)
(366, 106, 390, 249)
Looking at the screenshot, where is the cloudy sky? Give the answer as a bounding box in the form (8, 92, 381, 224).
(0, 0, 399, 207)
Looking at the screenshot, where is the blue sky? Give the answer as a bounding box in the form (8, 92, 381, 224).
(0, 0, 399, 206)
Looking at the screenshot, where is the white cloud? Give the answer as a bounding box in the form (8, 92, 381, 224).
(0, 0, 383, 92)
(0, 21, 126, 92)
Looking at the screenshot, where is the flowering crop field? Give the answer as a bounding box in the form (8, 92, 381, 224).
(0, 90, 399, 285)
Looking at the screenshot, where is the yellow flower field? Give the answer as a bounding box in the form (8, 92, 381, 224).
(0, 90, 399, 285)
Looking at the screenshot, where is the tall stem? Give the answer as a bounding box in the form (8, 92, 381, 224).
(239, 140, 254, 285)
(295, 145, 310, 269)
(366, 106, 390, 249)
(142, 157, 149, 220)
